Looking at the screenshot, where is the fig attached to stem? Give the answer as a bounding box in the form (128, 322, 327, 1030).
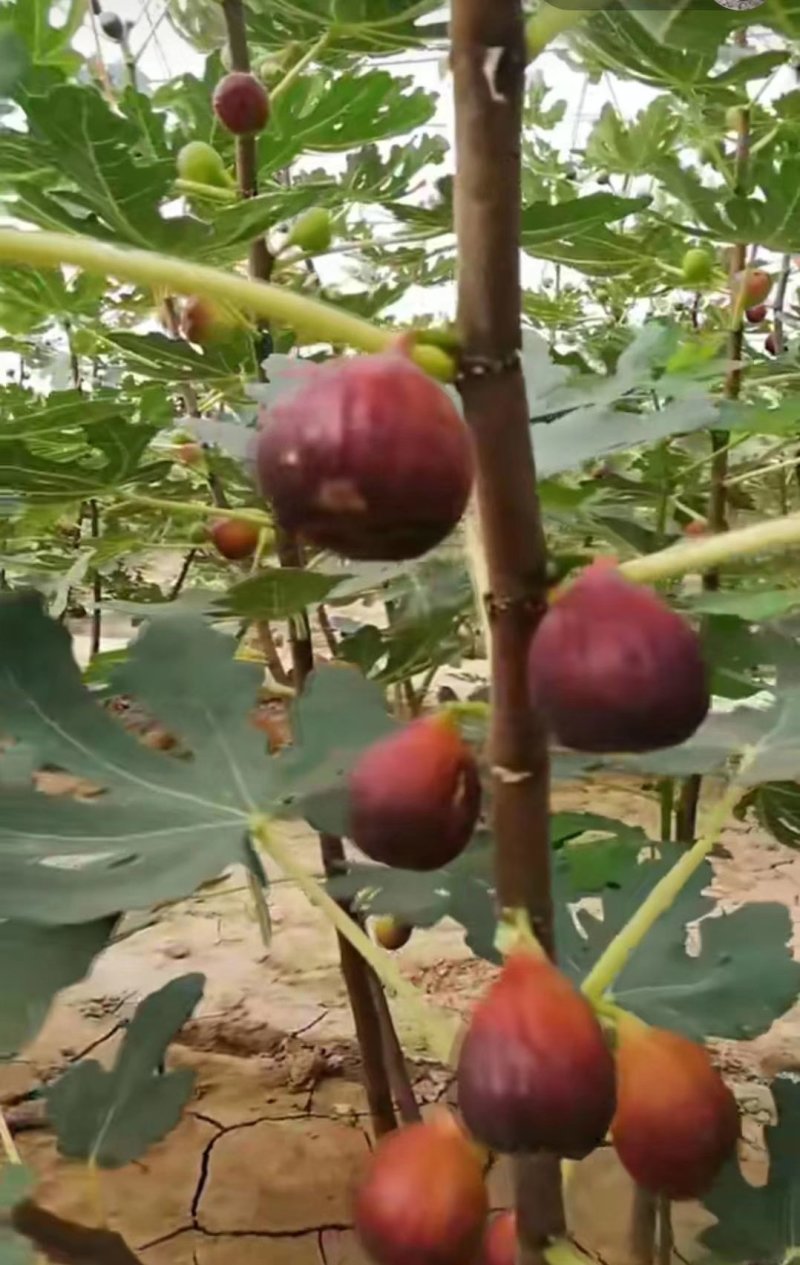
(526, 559, 710, 753)
(457, 951, 616, 1159)
(354, 1113, 488, 1265)
(612, 1016, 739, 1200)
(210, 519, 259, 560)
(213, 71, 270, 135)
(349, 714, 480, 871)
(372, 916, 413, 951)
(255, 349, 474, 561)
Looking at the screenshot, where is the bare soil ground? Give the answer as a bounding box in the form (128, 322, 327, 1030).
(6, 603, 798, 1263)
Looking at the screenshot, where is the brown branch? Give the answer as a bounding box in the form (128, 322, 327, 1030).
(368, 973, 423, 1125)
(89, 499, 102, 658)
(452, 1, 564, 1258)
(221, 0, 404, 1139)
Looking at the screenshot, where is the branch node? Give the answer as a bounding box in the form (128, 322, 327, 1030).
(493, 765, 533, 784)
(484, 590, 546, 620)
(455, 349, 520, 381)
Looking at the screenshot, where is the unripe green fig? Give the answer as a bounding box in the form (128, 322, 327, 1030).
(457, 952, 616, 1159)
(287, 206, 332, 254)
(612, 1018, 739, 1200)
(349, 715, 480, 871)
(681, 248, 714, 286)
(181, 296, 238, 345)
(479, 1211, 516, 1265)
(526, 559, 709, 753)
(210, 518, 259, 560)
(213, 71, 270, 135)
(189, 522, 209, 544)
(176, 140, 231, 188)
(725, 104, 744, 131)
(734, 268, 771, 306)
(354, 1113, 488, 1265)
(256, 349, 474, 561)
(372, 916, 412, 951)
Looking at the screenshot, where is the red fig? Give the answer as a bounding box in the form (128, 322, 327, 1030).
(210, 518, 259, 560)
(354, 1114, 488, 1265)
(765, 332, 778, 356)
(745, 303, 767, 323)
(479, 1211, 516, 1265)
(349, 715, 480, 871)
(212, 71, 270, 135)
(612, 1019, 739, 1200)
(734, 268, 771, 306)
(526, 560, 709, 753)
(457, 952, 616, 1159)
(255, 352, 474, 561)
(373, 916, 413, 951)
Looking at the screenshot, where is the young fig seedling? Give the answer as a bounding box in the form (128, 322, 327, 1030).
(210, 519, 259, 561)
(213, 72, 270, 135)
(354, 1113, 488, 1265)
(612, 1018, 739, 1200)
(457, 952, 616, 1158)
(256, 349, 474, 561)
(349, 715, 480, 871)
(526, 559, 710, 753)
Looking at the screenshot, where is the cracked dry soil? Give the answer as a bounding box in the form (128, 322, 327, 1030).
(5, 778, 800, 1264)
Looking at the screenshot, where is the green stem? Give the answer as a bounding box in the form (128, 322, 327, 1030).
(250, 815, 459, 1063)
(271, 30, 331, 102)
(174, 178, 237, 203)
(0, 229, 456, 382)
(581, 780, 745, 1003)
(619, 511, 800, 587)
(118, 494, 273, 528)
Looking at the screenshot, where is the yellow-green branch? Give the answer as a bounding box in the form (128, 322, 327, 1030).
(619, 512, 800, 587)
(0, 229, 455, 382)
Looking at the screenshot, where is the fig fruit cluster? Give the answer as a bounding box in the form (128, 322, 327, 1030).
(456, 953, 739, 1189)
(527, 559, 710, 753)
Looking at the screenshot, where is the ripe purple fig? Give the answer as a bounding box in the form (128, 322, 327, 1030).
(765, 332, 778, 356)
(457, 952, 616, 1159)
(526, 559, 709, 753)
(354, 1113, 488, 1265)
(255, 351, 474, 561)
(210, 519, 259, 560)
(212, 72, 270, 135)
(745, 303, 767, 323)
(612, 1018, 739, 1200)
(349, 715, 480, 871)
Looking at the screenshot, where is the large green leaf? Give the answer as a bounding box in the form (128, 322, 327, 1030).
(0, 918, 115, 1058)
(0, 419, 162, 502)
(46, 974, 203, 1168)
(245, 0, 448, 53)
(0, 594, 266, 923)
(703, 1077, 800, 1263)
(736, 782, 800, 849)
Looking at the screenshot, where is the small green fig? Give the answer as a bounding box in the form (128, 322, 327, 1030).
(176, 140, 231, 188)
(457, 952, 616, 1159)
(612, 1018, 739, 1200)
(349, 715, 480, 871)
(681, 248, 714, 286)
(287, 207, 333, 254)
(354, 1113, 488, 1265)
